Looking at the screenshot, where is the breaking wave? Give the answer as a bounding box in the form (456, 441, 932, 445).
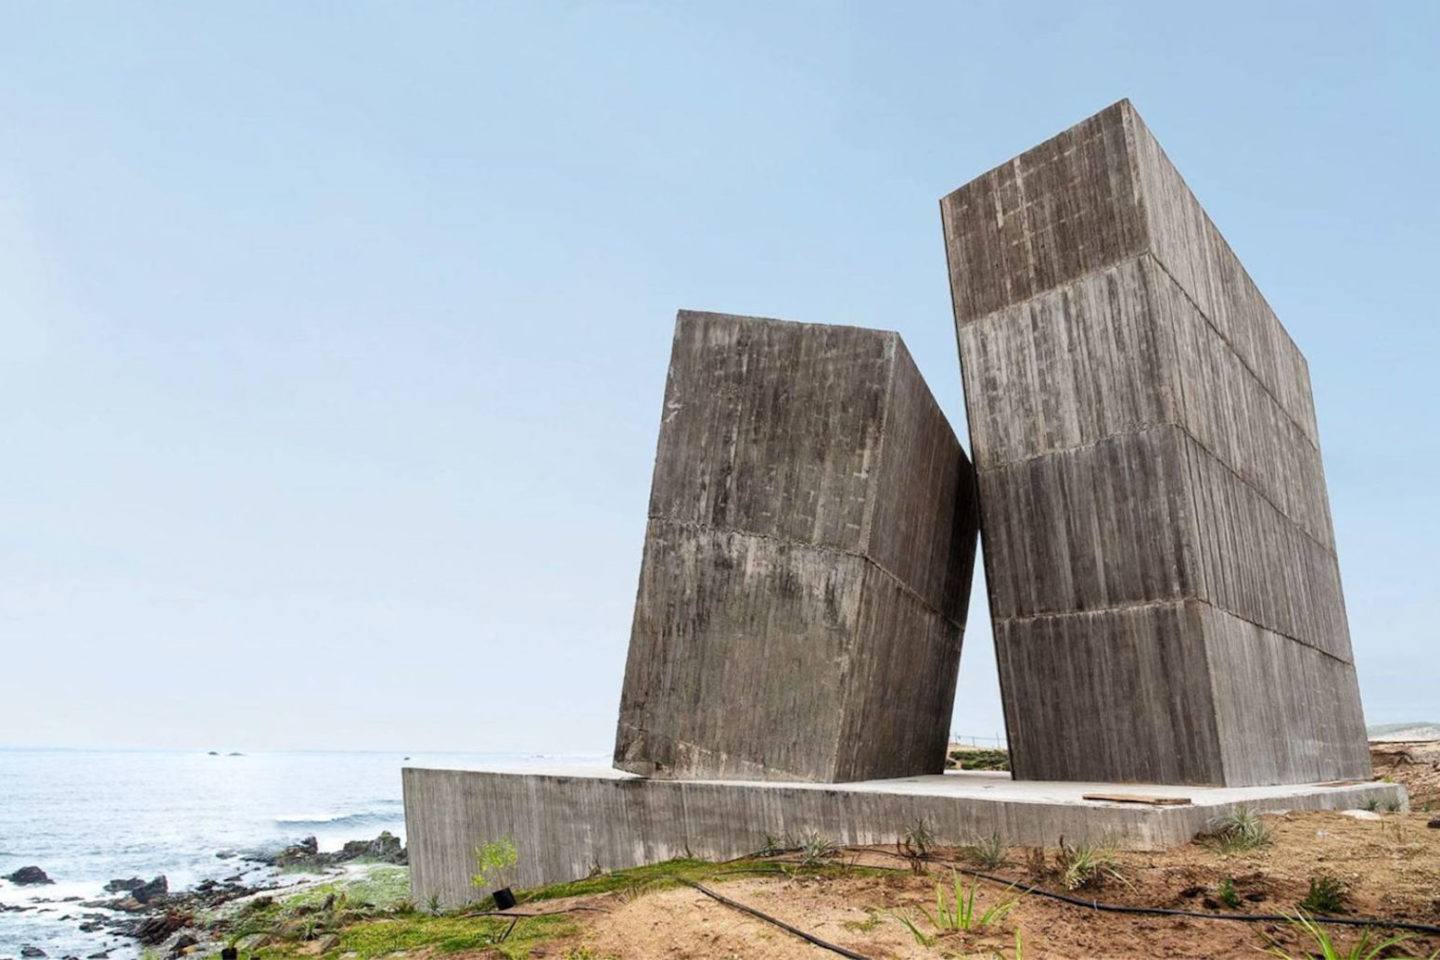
(273, 802, 403, 829)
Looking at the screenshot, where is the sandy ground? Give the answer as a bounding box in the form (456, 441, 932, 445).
(519, 809, 1439, 959)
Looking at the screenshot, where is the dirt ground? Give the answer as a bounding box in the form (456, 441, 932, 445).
(524, 809, 1439, 959)
(1372, 740, 1440, 812)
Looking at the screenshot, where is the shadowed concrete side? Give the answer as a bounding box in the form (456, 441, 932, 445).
(402, 766, 1405, 907)
(613, 310, 978, 783)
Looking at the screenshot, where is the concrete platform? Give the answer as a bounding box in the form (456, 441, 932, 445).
(402, 764, 1405, 907)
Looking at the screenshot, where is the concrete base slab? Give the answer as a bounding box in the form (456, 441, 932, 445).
(402, 764, 1405, 907)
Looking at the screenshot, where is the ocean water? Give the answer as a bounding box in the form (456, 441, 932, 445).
(0, 749, 602, 959)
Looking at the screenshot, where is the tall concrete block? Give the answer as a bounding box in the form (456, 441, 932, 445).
(614, 310, 979, 783)
(940, 100, 1369, 786)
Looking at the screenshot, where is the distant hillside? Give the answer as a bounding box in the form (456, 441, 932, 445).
(1368, 721, 1440, 742)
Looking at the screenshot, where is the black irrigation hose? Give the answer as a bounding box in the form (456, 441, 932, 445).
(879, 850, 1440, 938)
(680, 879, 875, 960)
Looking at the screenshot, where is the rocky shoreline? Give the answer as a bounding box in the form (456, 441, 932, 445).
(1, 833, 407, 960)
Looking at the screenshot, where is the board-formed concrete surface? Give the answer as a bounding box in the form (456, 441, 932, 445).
(613, 310, 978, 783)
(940, 100, 1369, 787)
(403, 764, 1405, 906)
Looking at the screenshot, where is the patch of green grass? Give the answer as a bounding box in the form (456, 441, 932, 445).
(244, 856, 890, 960)
(1218, 876, 1241, 909)
(342, 913, 574, 959)
(284, 865, 411, 912)
(250, 914, 575, 960)
(840, 909, 884, 932)
(513, 856, 881, 906)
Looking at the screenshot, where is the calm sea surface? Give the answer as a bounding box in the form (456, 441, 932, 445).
(0, 748, 601, 959)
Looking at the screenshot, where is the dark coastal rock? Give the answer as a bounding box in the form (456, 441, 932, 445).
(20, 947, 47, 958)
(165, 933, 197, 958)
(134, 912, 187, 945)
(131, 876, 168, 904)
(103, 878, 145, 894)
(273, 836, 320, 867)
(270, 832, 406, 869)
(337, 831, 405, 864)
(6, 866, 54, 886)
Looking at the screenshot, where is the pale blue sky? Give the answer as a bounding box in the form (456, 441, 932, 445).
(3, 3, 1435, 752)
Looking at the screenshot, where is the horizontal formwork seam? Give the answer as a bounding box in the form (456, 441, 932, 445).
(645, 515, 966, 631)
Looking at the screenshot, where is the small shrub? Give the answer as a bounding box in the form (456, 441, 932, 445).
(1208, 807, 1272, 853)
(426, 893, 441, 915)
(1218, 877, 1241, 909)
(891, 872, 1020, 944)
(798, 831, 837, 867)
(1264, 911, 1419, 960)
(1055, 839, 1125, 891)
(1363, 797, 1381, 813)
(1024, 846, 1047, 879)
(900, 817, 936, 859)
(963, 833, 1007, 870)
(1297, 874, 1346, 915)
(924, 872, 1020, 931)
(1385, 799, 1402, 814)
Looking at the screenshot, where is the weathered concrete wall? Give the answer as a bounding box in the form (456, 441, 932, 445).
(614, 310, 978, 783)
(941, 100, 1369, 786)
(403, 765, 1404, 905)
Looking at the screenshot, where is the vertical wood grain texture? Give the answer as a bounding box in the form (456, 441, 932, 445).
(995, 601, 1224, 785)
(942, 101, 1367, 786)
(614, 311, 979, 783)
